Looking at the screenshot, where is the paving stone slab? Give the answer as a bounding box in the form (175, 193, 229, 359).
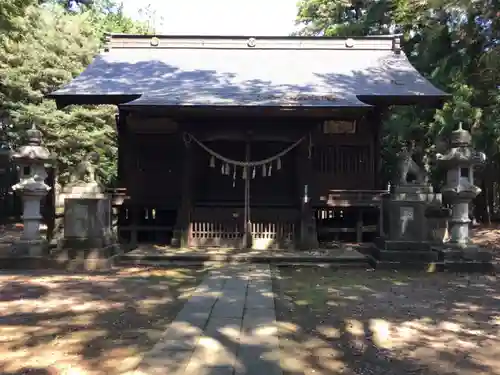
(242, 312, 276, 328)
(247, 286, 273, 296)
(183, 294, 219, 307)
(247, 279, 272, 287)
(204, 317, 242, 350)
(174, 310, 211, 326)
(187, 334, 240, 369)
(184, 364, 235, 375)
(234, 356, 282, 375)
(218, 289, 247, 301)
(136, 264, 281, 375)
(211, 299, 245, 318)
(197, 277, 226, 290)
(245, 295, 275, 310)
(190, 338, 238, 365)
(222, 282, 248, 292)
(241, 322, 278, 347)
(244, 274, 270, 281)
(152, 321, 205, 352)
(236, 341, 282, 375)
(179, 296, 218, 314)
(205, 317, 242, 332)
(135, 348, 193, 375)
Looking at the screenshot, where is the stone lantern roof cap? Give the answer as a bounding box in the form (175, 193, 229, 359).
(450, 122, 472, 147)
(26, 123, 43, 145)
(436, 122, 486, 167)
(11, 124, 54, 164)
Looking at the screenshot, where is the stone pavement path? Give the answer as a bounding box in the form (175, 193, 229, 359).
(133, 264, 282, 375)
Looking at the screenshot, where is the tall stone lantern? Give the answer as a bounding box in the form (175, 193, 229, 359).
(11, 124, 53, 256)
(435, 123, 489, 261)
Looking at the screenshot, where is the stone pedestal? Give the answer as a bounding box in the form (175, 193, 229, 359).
(55, 180, 118, 270)
(10, 190, 51, 257)
(63, 196, 112, 249)
(59, 181, 104, 201)
(388, 184, 437, 241)
(371, 184, 446, 267)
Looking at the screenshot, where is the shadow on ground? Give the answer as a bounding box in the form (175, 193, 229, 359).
(2, 264, 500, 375)
(273, 267, 500, 375)
(0, 266, 208, 375)
(3, 368, 57, 375)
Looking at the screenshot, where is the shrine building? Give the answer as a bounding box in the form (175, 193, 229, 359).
(48, 34, 448, 250)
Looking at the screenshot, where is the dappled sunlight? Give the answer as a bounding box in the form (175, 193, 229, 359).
(274, 267, 500, 375)
(0, 267, 208, 375)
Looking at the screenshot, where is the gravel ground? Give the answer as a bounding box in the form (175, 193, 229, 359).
(273, 267, 500, 375)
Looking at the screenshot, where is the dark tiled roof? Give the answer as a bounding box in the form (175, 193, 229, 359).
(48, 35, 448, 107)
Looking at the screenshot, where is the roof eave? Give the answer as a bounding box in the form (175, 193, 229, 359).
(358, 93, 451, 107)
(118, 103, 375, 118)
(45, 93, 141, 109)
(119, 103, 374, 110)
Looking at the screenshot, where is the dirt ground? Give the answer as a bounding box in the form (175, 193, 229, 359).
(471, 224, 500, 254)
(0, 266, 208, 375)
(1, 224, 499, 375)
(273, 267, 500, 375)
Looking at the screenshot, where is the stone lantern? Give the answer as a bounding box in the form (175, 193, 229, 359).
(11, 124, 53, 255)
(436, 123, 485, 247)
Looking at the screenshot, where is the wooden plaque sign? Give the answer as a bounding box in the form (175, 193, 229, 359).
(323, 120, 356, 134)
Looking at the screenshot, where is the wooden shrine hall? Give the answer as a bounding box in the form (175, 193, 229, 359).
(48, 34, 447, 250)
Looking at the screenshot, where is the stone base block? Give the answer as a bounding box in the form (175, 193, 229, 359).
(61, 236, 114, 250)
(64, 197, 112, 240)
(432, 244, 493, 263)
(372, 248, 438, 262)
(51, 244, 121, 271)
(370, 260, 440, 271)
(10, 239, 49, 257)
(370, 239, 438, 269)
(0, 255, 52, 269)
(374, 238, 432, 251)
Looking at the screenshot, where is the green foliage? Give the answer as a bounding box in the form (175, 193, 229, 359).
(0, 1, 149, 186)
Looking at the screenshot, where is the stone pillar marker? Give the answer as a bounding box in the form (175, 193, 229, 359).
(435, 123, 492, 264)
(11, 124, 53, 256)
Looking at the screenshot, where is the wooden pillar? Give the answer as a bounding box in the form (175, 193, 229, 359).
(379, 200, 384, 237)
(370, 110, 382, 190)
(173, 135, 194, 248)
(369, 109, 384, 239)
(242, 138, 252, 249)
(129, 206, 139, 247)
(356, 208, 364, 243)
(296, 134, 319, 250)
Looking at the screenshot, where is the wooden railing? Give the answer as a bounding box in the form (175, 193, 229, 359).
(318, 189, 388, 207)
(316, 189, 388, 243)
(189, 206, 297, 249)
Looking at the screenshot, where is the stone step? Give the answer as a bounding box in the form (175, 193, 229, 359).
(373, 249, 439, 262)
(116, 257, 371, 269)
